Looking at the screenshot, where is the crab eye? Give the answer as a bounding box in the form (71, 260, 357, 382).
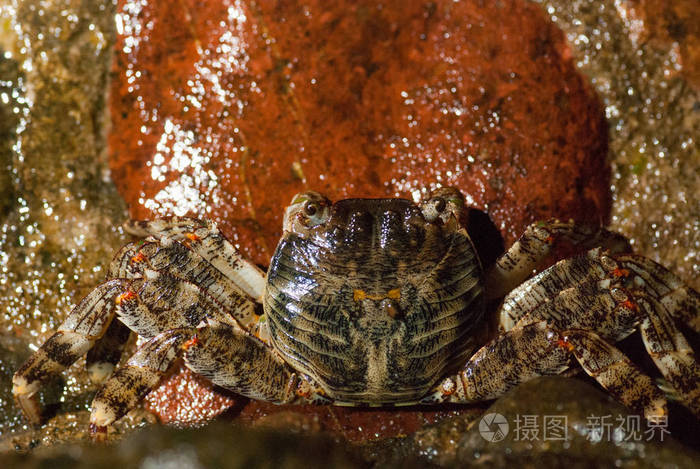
(283, 191, 331, 233)
(420, 187, 465, 224)
(421, 196, 447, 222)
(302, 200, 329, 227)
(304, 201, 319, 216)
(432, 197, 446, 213)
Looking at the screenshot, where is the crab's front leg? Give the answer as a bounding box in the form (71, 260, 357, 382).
(124, 217, 266, 302)
(83, 217, 329, 434)
(90, 319, 328, 436)
(12, 216, 278, 427)
(424, 322, 668, 420)
(484, 219, 631, 299)
(12, 279, 129, 423)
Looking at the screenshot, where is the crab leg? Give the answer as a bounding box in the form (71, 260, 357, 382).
(13, 225, 265, 424)
(614, 254, 700, 332)
(638, 296, 700, 415)
(561, 328, 668, 419)
(125, 217, 266, 302)
(86, 229, 267, 384)
(499, 248, 699, 333)
(484, 219, 631, 299)
(183, 323, 300, 404)
(89, 328, 193, 437)
(86, 319, 132, 384)
(13, 279, 126, 423)
(493, 247, 699, 415)
(498, 249, 641, 333)
(425, 322, 667, 420)
(90, 321, 306, 436)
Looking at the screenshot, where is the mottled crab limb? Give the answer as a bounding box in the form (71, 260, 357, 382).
(83, 241, 157, 384)
(90, 328, 193, 433)
(87, 226, 268, 382)
(496, 247, 698, 417)
(183, 324, 307, 404)
(638, 297, 700, 415)
(114, 268, 247, 338)
(86, 319, 132, 384)
(426, 322, 667, 420)
(484, 219, 631, 299)
(499, 248, 642, 333)
(90, 321, 312, 436)
(562, 329, 668, 420)
(612, 253, 700, 332)
(14, 215, 268, 426)
(12, 279, 127, 423)
(117, 235, 262, 332)
(422, 322, 570, 403)
(124, 217, 267, 302)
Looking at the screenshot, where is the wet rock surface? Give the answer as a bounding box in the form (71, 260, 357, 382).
(0, 0, 697, 466)
(109, 0, 611, 267)
(532, 0, 699, 289)
(0, 422, 367, 468)
(4, 378, 696, 468)
(0, 0, 128, 446)
(369, 377, 700, 467)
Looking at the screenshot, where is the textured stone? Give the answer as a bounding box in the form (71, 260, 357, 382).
(0, 422, 367, 468)
(109, 0, 611, 268)
(0, 0, 127, 446)
(369, 377, 699, 467)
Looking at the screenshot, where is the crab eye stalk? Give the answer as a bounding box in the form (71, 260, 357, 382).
(283, 191, 331, 233)
(420, 187, 465, 224)
(420, 197, 447, 222)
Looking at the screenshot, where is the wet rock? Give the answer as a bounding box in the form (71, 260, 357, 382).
(109, 0, 611, 269)
(370, 377, 699, 467)
(615, 0, 700, 89)
(532, 0, 700, 290)
(108, 0, 613, 436)
(142, 366, 239, 426)
(0, 0, 128, 446)
(0, 54, 21, 222)
(0, 334, 32, 438)
(0, 422, 366, 469)
(0, 0, 696, 464)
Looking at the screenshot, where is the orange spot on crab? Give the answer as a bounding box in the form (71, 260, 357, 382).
(115, 290, 137, 305)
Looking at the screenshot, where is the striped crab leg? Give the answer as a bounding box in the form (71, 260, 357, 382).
(484, 219, 631, 299)
(423, 322, 668, 420)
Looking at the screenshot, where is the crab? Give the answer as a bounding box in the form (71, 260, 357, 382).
(12, 187, 700, 437)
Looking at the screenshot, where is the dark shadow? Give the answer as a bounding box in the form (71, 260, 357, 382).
(465, 208, 505, 270)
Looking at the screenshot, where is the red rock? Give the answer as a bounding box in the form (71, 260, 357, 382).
(110, 0, 611, 440)
(143, 365, 238, 425)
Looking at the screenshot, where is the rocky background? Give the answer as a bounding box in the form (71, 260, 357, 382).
(0, 0, 697, 466)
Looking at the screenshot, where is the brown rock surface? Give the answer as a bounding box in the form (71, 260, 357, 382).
(109, 0, 611, 264)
